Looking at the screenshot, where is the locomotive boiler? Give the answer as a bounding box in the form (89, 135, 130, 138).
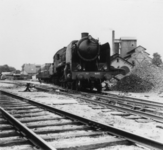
(53, 33, 124, 92)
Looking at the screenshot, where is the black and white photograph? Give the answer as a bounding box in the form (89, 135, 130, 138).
(0, 0, 163, 149)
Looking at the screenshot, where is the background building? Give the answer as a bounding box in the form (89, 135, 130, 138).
(22, 64, 41, 77)
(111, 31, 151, 79)
(124, 46, 152, 66)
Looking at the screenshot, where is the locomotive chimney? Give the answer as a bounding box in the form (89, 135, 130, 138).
(112, 30, 115, 55)
(81, 32, 89, 38)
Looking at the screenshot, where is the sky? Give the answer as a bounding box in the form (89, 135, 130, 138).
(0, 0, 163, 70)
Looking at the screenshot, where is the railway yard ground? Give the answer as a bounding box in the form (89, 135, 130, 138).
(1, 80, 163, 150)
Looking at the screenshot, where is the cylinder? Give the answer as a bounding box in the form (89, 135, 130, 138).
(81, 33, 89, 38)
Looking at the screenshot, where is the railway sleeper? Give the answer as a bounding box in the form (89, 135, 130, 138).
(0, 130, 19, 138)
(8, 109, 43, 114)
(25, 120, 80, 128)
(33, 126, 91, 134)
(0, 124, 14, 130)
(0, 118, 8, 123)
(49, 136, 130, 150)
(0, 104, 32, 107)
(0, 102, 28, 106)
(0, 136, 29, 147)
(40, 131, 107, 141)
(13, 112, 51, 118)
(18, 116, 64, 123)
(0, 100, 27, 103)
(3, 106, 37, 110)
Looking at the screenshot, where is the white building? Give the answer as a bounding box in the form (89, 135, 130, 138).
(111, 53, 134, 79)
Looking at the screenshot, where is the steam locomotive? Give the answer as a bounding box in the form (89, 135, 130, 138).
(37, 33, 124, 92)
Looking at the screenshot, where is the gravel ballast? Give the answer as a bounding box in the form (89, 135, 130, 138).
(1, 81, 163, 150)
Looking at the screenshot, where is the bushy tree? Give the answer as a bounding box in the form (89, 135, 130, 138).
(152, 53, 162, 67)
(112, 74, 153, 92)
(0, 65, 16, 74)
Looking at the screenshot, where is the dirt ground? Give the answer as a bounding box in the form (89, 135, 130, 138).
(0, 81, 163, 150)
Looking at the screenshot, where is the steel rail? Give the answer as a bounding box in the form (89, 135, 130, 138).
(34, 86, 163, 122)
(79, 96, 163, 123)
(0, 106, 55, 150)
(1, 90, 163, 150)
(26, 85, 163, 122)
(102, 91, 163, 107)
(81, 92, 163, 110)
(18, 83, 163, 120)
(34, 82, 163, 110)
(20, 81, 163, 109)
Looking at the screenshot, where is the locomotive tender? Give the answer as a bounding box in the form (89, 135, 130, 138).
(37, 63, 53, 83)
(37, 33, 124, 92)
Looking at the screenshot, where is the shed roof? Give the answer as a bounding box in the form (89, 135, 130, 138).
(124, 55, 132, 59)
(124, 45, 149, 59)
(120, 37, 137, 40)
(111, 54, 133, 67)
(127, 45, 147, 55)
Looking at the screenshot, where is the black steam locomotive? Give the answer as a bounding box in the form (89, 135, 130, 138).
(37, 33, 124, 92)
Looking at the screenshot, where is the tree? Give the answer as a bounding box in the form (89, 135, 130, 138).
(152, 53, 162, 67)
(0, 65, 16, 74)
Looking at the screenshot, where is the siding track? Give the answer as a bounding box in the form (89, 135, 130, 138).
(33, 84, 163, 123)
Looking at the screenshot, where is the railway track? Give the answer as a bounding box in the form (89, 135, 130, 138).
(27, 81, 163, 111)
(1, 90, 163, 149)
(32, 84, 163, 123)
(0, 90, 132, 149)
(0, 95, 54, 150)
(2, 81, 163, 123)
(100, 92, 163, 110)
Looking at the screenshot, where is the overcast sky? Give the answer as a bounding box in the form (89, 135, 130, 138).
(0, 0, 163, 70)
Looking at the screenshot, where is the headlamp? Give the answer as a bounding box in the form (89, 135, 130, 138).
(103, 65, 107, 71)
(77, 64, 82, 70)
